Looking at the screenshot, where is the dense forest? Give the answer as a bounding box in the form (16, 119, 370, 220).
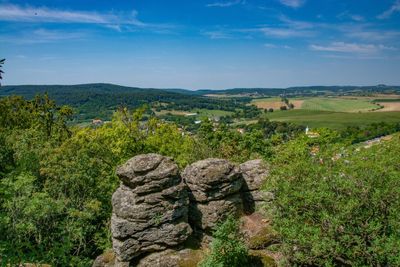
(0, 84, 253, 122)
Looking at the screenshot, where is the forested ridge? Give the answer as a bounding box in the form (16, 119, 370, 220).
(3, 84, 400, 123)
(0, 84, 256, 122)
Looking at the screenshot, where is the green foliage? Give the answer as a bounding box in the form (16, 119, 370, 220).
(199, 216, 249, 267)
(0, 95, 209, 265)
(198, 118, 303, 162)
(265, 135, 400, 266)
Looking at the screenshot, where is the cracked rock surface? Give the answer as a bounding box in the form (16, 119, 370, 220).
(111, 154, 192, 262)
(182, 158, 243, 233)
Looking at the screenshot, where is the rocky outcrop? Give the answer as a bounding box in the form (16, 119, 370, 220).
(105, 154, 272, 266)
(111, 154, 192, 262)
(240, 159, 272, 213)
(182, 159, 243, 233)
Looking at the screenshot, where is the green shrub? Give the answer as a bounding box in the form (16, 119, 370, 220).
(265, 136, 400, 266)
(199, 216, 249, 267)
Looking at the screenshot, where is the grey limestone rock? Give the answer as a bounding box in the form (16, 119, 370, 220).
(239, 159, 272, 213)
(182, 158, 243, 234)
(182, 158, 242, 202)
(111, 154, 192, 262)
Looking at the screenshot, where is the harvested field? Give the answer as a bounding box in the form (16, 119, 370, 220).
(251, 98, 302, 110)
(375, 102, 400, 112)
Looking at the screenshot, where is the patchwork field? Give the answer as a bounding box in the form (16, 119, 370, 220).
(252, 98, 303, 110)
(252, 97, 379, 112)
(263, 110, 400, 129)
(300, 98, 378, 112)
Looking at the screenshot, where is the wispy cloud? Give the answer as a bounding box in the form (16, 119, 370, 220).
(0, 28, 87, 44)
(206, 0, 244, 8)
(239, 15, 315, 39)
(203, 30, 232, 39)
(265, 43, 292, 49)
(278, 15, 314, 29)
(260, 27, 313, 38)
(378, 0, 400, 19)
(345, 29, 400, 41)
(278, 0, 306, 8)
(0, 4, 172, 31)
(310, 42, 396, 53)
(337, 11, 365, 22)
(0, 4, 113, 23)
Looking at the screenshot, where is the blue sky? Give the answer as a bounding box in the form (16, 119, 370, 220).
(1, 0, 400, 89)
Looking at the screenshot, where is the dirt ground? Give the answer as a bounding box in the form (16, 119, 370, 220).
(375, 102, 400, 112)
(253, 100, 303, 110)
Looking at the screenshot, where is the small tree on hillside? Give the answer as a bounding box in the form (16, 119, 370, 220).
(0, 58, 4, 85)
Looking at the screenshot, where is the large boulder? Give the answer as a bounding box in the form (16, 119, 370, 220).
(182, 159, 243, 233)
(240, 159, 272, 213)
(111, 154, 192, 262)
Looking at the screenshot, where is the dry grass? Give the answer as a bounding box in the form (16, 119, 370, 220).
(375, 102, 400, 112)
(253, 101, 286, 110)
(252, 98, 303, 110)
(290, 100, 304, 109)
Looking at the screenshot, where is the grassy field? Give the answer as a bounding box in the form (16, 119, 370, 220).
(192, 109, 234, 117)
(301, 98, 378, 112)
(252, 97, 378, 112)
(263, 110, 400, 129)
(154, 110, 192, 116)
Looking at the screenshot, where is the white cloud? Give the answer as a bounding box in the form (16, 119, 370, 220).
(346, 29, 400, 41)
(260, 27, 313, 38)
(203, 30, 232, 39)
(278, 15, 314, 29)
(0, 4, 111, 23)
(310, 42, 396, 53)
(337, 11, 365, 22)
(378, 0, 400, 19)
(0, 4, 170, 31)
(278, 0, 306, 8)
(264, 43, 292, 49)
(206, 0, 243, 7)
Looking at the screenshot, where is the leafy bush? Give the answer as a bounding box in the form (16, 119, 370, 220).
(266, 135, 400, 266)
(0, 96, 207, 265)
(199, 216, 249, 267)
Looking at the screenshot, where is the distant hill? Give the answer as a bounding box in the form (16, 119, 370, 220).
(0, 83, 246, 121)
(197, 85, 400, 96)
(2, 83, 399, 122)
